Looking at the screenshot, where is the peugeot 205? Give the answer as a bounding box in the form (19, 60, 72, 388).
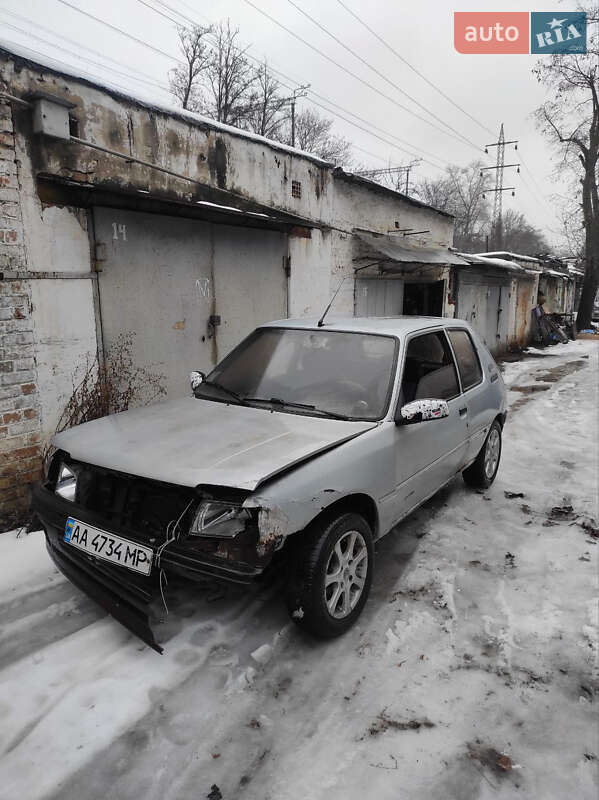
(32, 317, 507, 652)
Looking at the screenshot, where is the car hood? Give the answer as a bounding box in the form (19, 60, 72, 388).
(53, 397, 377, 491)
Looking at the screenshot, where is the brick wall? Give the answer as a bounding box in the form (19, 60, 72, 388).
(0, 99, 42, 529)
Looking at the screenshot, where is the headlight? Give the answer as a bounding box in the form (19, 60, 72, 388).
(55, 462, 77, 502)
(189, 501, 249, 538)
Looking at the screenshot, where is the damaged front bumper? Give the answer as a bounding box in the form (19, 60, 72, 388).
(31, 482, 272, 653)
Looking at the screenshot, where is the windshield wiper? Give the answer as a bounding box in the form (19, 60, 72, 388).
(244, 396, 351, 420)
(196, 378, 244, 405)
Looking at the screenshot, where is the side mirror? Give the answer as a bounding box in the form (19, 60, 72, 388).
(190, 371, 205, 392)
(395, 398, 449, 425)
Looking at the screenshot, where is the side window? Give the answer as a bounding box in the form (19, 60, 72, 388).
(400, 332, 460, 404)
(447, 329, 483, 391)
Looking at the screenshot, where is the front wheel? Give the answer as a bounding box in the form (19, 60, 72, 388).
(462, 420, 502, 489)
(285, 512, 374, 638)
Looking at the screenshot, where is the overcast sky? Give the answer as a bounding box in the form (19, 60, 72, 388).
(0, 0, 579, 248)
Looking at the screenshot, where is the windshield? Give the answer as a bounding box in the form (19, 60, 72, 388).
(196, 328, 397, 421)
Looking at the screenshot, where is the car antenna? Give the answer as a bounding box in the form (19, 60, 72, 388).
(317, 276, 348, 327)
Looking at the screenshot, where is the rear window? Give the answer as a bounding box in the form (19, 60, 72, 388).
(447, 329, 483, 390)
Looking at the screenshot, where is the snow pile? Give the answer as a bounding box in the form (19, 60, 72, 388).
(0, 341, 597, 800)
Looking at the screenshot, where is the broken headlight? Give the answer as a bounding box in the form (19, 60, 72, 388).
(189, 501, 250, 538)
(55, 462, 77, 502)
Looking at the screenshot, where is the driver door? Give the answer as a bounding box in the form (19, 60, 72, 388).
(388, 329, 468, 524)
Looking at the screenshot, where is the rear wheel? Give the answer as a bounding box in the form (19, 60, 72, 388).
(462, 420, 502, 489)
(285, 512, 373, 638)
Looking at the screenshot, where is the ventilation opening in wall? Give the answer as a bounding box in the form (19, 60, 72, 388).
(291, 180, 302, 199)
(68, 116, 80, 138)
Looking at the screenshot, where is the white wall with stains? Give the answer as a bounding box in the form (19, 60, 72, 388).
(12, 115, 98, 441)
(1, 48, 454, 447)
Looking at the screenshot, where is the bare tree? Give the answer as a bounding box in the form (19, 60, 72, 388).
(556, 181, 586, 259)
(447, 163, 493, 250)
(244, 61, 288, 139)
(289, 108, 353, 165)
(414, 173, 455, 213)
(204, 20, 256, 126)
(534, 2, 599, 329)
(414, 162, 492, 250)
(502, 209, 549, 254)
(168, 22, 358, 161)
(169, 24, 211, 111)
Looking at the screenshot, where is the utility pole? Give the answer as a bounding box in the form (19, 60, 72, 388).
(483, 124, 519, 250)
(284, 84, 310, 148)
(355, 159, 421, 195)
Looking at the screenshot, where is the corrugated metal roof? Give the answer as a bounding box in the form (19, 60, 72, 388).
(541, 268, 569, 279)
(457, 253, 524, 272)
(354, 232, 468, 268)
(476, 250, 540, 263)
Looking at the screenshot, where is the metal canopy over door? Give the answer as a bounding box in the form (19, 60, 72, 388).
(93, 208, 288, 399)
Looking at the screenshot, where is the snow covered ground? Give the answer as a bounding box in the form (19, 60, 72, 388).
(0, 340, 597, 800)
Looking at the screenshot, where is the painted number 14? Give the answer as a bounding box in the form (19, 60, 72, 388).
(112, 222, 127, 241)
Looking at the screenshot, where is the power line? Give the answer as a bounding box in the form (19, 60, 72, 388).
(0, 37, 153, 100)
(240, 0, 483, 152)
(335, 0, 496, 138)
(0, 18, 171, 95)
(56, 0, 179, 63)
(1, 8, 169, 90)
(284, 0, 481, 150)
(47, 0, 451, 168)
(143, 0, 451, 167)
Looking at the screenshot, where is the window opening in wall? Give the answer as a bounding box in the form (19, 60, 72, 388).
(291, 180, 302, 198)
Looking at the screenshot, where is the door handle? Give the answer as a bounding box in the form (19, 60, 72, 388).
(459, 407, 468, 417)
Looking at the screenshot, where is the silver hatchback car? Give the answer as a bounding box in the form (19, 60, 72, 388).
(33, 317, 507, 650)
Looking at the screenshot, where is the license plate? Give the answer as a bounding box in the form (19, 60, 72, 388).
(64, 517, 153, 576)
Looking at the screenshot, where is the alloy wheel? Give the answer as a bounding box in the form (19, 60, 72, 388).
(484, 427, 501, 479)
(324, 530, 368, 619)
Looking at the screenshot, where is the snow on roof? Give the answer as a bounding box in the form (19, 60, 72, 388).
(457, 253, 524, 272)
(0, 39, 333, 167)
(476, 251, 540, 263)
(0, 40, 456, 217)
(356, 232, 467, 266)
(541, 268, 569, 279)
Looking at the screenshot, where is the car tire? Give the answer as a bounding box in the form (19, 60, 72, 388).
(462, 419, 502, 489)
(285, 512, 374, 638)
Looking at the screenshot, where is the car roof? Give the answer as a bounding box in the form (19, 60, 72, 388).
(260, 316, 473, 338)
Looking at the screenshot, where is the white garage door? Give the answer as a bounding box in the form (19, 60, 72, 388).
(93, 208, 287, 399)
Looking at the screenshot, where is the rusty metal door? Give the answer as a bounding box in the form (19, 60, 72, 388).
(93, 208, 287, 401)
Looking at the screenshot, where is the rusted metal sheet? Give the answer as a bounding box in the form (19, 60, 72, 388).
(513, 277, 537, 347)
(355, 232, 469, 268)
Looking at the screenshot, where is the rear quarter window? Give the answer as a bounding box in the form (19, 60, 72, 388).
(447, 329, 483, 391)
